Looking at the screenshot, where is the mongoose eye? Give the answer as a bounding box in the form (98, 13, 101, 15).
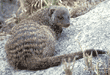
(57, 16, 64, 20)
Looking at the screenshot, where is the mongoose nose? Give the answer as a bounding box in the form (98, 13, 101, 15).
(65, 23, 70, 27)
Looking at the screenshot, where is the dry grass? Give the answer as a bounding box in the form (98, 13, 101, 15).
(62, 32, 109, 75)
(62, 57, 76, 75)
(4, 0, 105, 26)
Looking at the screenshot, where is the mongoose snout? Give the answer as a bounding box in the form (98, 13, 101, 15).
(56, 22, 70, 28)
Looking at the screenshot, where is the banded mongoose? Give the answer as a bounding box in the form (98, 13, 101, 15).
(5, 6, 106, 71)
(5, 20, 106, 71)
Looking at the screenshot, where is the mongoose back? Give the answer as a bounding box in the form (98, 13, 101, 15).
(5, 20, 106, 70)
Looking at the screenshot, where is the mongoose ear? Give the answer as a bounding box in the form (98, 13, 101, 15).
(48, 8, 56, 17)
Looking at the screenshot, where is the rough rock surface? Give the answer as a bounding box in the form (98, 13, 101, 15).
(0, 0, 110, 75)
(0, 0, 19, 33)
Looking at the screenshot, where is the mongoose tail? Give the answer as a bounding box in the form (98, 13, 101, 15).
(19, 49, 106, 71)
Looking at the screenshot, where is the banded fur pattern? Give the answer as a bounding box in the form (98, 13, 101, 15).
(5, 20, 56, 70)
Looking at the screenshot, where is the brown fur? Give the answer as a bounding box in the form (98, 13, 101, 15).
(5, 20, 56, 70)
(5, 6, 106, 71)
(5, 20, 106, 71)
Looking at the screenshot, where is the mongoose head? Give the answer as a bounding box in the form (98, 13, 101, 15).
(48, 6, 70, 28)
